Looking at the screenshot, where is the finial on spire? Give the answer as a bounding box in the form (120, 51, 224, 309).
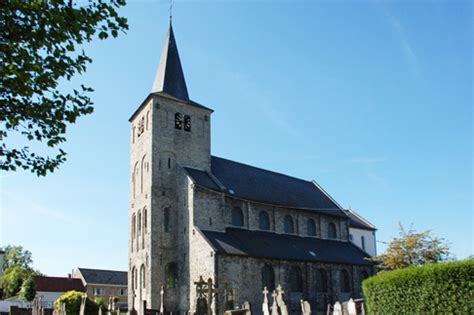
(169, 0, 173, 22)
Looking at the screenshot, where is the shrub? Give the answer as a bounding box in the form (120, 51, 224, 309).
(55, 291, 99, 314)
(362, 259, 474, 314)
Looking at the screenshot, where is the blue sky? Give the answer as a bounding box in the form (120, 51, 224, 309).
(1, 0, 472, 276)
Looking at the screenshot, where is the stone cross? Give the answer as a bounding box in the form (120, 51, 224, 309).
(347, 299, 356, 315)
(270, 291, 278, 315)
(262, 287, 270, 315)
(332, 302, 342, 315)
(242, 301, 251, 315)
(160, 286, 165, 315)
(275, 285, 288, 315)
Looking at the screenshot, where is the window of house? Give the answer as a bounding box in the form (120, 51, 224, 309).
(328, 222, 337, 239)
(166, 263, 178, 288)
(340, 269, 350, 293)
(164, 207, 170, 232)
(261, 264, 275, 291)
(289, 266, 302, 292)
(184, 115, 191, 132)
(284, 215, 294, 234)
(259, 211, 270, 230)
(361, 236, 366, 250)
(175, 113, 183, 129)
(231, 207, 244, 227)
(307, 218, 316, 236)
(119, 288, 127, 296)
(109, 288, 114, 295)
(315, 269, 328, 293)
(93, 287, 104, 295)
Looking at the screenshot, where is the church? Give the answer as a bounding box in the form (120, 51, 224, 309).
(128, 22, 376, 314)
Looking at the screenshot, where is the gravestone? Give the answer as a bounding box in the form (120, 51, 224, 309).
(61, 302, 67, 315)
(270, 291, 278, 315)
(79, 293, 87, 315)
(242, 301, 251, 315)
(276, 285, 288, 315)
(262, 287, 270, 315)
(300, 300, 311, 315)
(347, 299, 356, 315)
(160, 286, 165, 315)
(332, 302, 342, 315)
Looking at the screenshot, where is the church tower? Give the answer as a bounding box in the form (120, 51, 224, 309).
(128, 22, 213, 312)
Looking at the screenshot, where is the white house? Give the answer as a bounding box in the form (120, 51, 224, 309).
(33, 275, 85, 309)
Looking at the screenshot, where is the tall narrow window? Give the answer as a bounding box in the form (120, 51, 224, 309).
(328, 223, 337, 239)
(316, 269, 328, 293)
(144, 208, 147, 232)
(175, 113, 183, 129)
(133, 162, 139, 198)
(361, 236, 366, 250)
(340, 269, 350, 293)
(259, 211, 270, 230)
(146, 111, 150, 130)
(138, 211, 142, 235)
(140, 265, 146, 289)
(307, 219, 316, 236)
(284, 215, 294, 234)
(164, 207, 170, 232)
(131, 267, 136, 292)
(231, 207, 244, 227)
(132, 214, 136, 239)
(261, 264, 275, 290)
(289, 266, 302, 292)
(184, 115, 191, 132)
(134, 268, 138, 290)
(166, 263, 178, 288)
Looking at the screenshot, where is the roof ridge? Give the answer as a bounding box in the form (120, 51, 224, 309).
(345, 209, 376, 229)
(77, 267, 127, 273)
(211, 155, 313, 184)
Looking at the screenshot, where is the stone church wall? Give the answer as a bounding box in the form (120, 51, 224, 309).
(216, 255, 373, 315)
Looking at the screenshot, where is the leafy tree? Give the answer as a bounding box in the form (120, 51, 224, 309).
(371, 223, 451, 270)
(1, 246, 41, 298)
(55, 290, 99, 314)
(19, 277, 36, 302)
(1, 0, 128, 176)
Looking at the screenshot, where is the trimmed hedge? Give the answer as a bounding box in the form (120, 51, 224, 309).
(362, 259, 474, 314)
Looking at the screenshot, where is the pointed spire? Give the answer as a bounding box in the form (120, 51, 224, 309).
(151, 22, 189, 101)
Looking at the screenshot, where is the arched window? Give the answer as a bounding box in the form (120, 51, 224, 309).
(146, 111, 150, 130)
(131, 267, 136, 292)
(232, 207, 244, 227)
(141, 155, 146, 193)
(166, 263, 178, 288)
(138, 211, 142, 235)
(284, 215, 294, 234)
(340, 269, 350, 293)
(307, 219, 316, 236)
(184, 115, 191, 132)
(164, 207, 170, 233)
(132, 126, 136, 144)
(289, 266, 302, 292)
(261, 264, 275, 291)
(143, 208, 147, 232)
(140, 265, 145, 289)
(133, 267, 138, 290)
(259, 211, 270, 230)
(133, 162, 139, 198)
(328, 222, 337, 239)
(132, 214, 136, 239)
(175, 113, 183, 129)
(361, 236, 366, 250)
(315, 269, 328, 293)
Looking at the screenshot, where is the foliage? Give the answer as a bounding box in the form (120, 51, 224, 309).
(95, 296, 107, 310)
(55, 290, 99, 314)
(362, 259, 474, 314)
(1, 0, 128, 176)
(370, 223, 451, 270)
(1, 245, 41, 298)
(19, 277, 36, 302)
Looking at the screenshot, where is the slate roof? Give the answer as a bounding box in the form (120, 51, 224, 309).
(77, 268, 127, 286)
(33, 276, 85, 293)
(344, 209, 376, 231)
(200, 228, 373, 266)
(184, 156, 347, 218)
(151, 22, 189, 101)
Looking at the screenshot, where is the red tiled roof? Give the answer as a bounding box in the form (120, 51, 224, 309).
(33, 276, 85, 293)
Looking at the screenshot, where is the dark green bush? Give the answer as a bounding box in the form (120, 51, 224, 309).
(362, 259, 474, 314)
